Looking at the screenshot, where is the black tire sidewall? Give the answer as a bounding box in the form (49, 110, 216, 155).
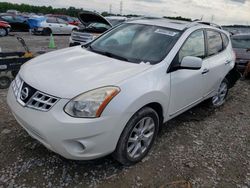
(43, 28, 52, 36)
(0, 76, 11, 89)
(113, 107, 159, 165)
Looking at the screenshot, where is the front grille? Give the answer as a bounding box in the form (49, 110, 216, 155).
(12, 76, 59, 112)
(71, 31, 93, 43)
(26, 91, 58, 111)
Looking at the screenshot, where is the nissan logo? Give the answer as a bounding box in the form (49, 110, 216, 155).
(20, 87, 29, 101)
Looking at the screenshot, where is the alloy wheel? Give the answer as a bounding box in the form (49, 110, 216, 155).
(0, 28, 7, 37)
(127, 117, 155, 159)
(212, 81, 228, 107)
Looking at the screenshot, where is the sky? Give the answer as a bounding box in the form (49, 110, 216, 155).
(1, 0, 250, 25)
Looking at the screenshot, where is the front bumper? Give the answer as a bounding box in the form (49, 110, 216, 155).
(7, 86, 127, 160)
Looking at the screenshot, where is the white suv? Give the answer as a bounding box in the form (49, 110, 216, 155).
(7, 19, 236, 165)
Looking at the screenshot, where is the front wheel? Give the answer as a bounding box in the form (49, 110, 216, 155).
(113, 107, 159, 166)
(42, 28, 52, 36)
(0, 28, 7, 37)
(210, 78, 229, 107)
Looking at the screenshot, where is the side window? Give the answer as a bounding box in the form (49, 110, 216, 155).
(178, 30, 205, 63)
(221, 33, 229, 49)
(2, 16, 13, 22)
(207, 30, 223, 56)
(57, 18, 67, 24)
(46, 17, 58, 24)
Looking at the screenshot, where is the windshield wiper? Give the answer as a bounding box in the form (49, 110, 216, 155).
(101, 51, 129, 62)
(88, 46, 129, 62)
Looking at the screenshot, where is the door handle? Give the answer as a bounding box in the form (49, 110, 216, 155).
(202, 68, 209, 74)
(225, 60, 231, 65)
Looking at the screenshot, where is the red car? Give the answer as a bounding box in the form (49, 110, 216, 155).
(0, 21, 11, 37)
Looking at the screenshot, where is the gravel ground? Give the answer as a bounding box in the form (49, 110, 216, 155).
(0, 32, 250, 188)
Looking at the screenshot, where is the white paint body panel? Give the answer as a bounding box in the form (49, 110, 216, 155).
(7, 21, 235, 160)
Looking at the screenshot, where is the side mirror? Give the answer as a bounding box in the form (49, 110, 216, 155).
(180, 56, 202, 70)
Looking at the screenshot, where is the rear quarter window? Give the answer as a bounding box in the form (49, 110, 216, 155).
(221, 33, 229, 49)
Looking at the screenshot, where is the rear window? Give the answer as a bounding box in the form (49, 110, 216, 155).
(207, 30, 223, 56)
(231, 36, 250, 49)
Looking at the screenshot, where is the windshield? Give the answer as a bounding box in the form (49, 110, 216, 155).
(231, 37, 250, 49)
(89, 23, 180, 64)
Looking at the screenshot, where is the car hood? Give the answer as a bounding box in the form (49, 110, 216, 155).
(19, 46, 151, 99)
(78, 11, 112, 27)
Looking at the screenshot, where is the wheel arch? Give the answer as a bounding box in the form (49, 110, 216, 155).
(225, 66, 241, 89)
(143, 102, 164, 126)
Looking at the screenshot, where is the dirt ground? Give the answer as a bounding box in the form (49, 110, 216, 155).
(0, 33, 250, 188)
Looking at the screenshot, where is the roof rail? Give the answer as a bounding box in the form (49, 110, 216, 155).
(185, 20, 222, 29)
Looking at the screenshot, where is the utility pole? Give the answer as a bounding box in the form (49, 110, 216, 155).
(211, 15, 214, 22)
(109, 4, 112, 14)
(120, 1, 123, 15)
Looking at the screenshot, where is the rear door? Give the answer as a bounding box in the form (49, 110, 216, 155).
(46, 17, 60, 34)
(202, 30, 232, 97)
(168, 30, 207, 117)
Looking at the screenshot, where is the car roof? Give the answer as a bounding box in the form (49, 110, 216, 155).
(127, 18, 220, 31)
(105, 16, 127, 20)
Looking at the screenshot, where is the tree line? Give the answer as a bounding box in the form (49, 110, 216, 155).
(0, 2, 193, 21)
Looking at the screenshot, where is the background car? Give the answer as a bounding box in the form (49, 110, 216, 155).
(48, 14, 81, 26)
(231, 34, 250, 73)
(0, 21, 11, 36)
(29, 16, 79, 35)
(0, 14, 29, 31)
(69, 11, 127, 46)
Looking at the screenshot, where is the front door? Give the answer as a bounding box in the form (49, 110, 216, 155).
(168, 30, 208, 117)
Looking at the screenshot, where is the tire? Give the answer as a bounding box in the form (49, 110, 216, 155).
(0, 76, 11, 89)
(209, 78, 229, 107)
(113, 107, 159, 166)
(0, 28, 7, 37)
(42, 28, 52, 36)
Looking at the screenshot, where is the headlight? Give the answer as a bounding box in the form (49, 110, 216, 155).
(64, 86, 120, 118)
